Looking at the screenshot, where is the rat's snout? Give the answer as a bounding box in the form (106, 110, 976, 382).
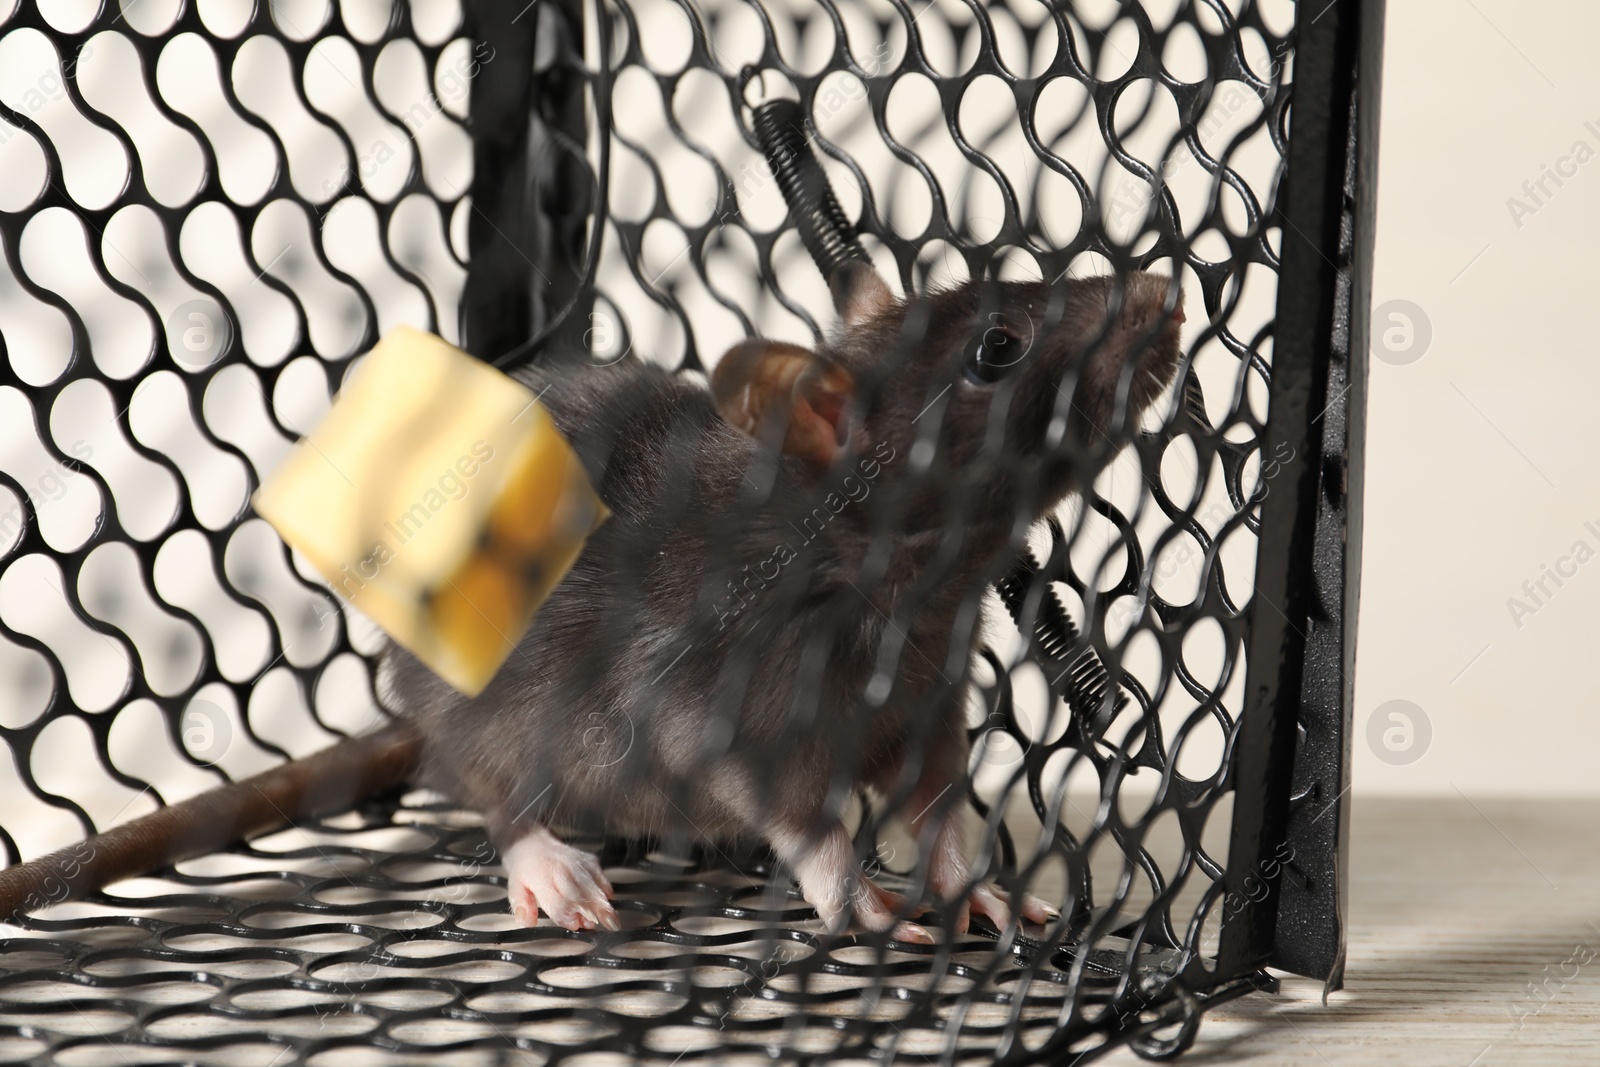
(1055, 271, 1186, 449)
(1128, 272, 1184, 374)
(1118, 274, 1186, 368)
(1119, 271, 1183, 332)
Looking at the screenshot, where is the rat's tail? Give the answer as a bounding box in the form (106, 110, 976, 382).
(0, 720, 422, 922)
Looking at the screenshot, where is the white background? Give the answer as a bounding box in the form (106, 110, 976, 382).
(1356, 0, 1600, 794)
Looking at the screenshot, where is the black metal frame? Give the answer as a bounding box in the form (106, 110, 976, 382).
(0, 0, 1382, 1059)
(463, 0, 596, 360)
(1218, 0, 1382, 992)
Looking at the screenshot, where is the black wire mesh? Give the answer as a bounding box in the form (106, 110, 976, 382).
(0, 0, 1372, 1061)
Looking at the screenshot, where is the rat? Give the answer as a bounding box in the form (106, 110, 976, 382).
(0, 263, 1184, 944)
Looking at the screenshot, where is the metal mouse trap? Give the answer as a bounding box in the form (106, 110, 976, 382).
(0, 0, 1377, 1063)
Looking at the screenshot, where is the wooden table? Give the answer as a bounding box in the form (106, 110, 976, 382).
(1097, 796, 1600, 1065)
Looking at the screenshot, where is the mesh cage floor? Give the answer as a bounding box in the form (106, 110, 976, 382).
(0, 0, 1328, 1062)
(0, 795, 1268, 1064)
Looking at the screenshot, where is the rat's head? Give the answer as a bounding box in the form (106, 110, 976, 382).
(712, 263, 1185, 529)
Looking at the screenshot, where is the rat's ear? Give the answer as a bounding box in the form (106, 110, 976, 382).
(828, 261, 894, 328)
(712, 339, 856, 469)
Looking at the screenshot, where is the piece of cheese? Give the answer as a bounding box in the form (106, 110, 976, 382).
(253, 327, 608, 695)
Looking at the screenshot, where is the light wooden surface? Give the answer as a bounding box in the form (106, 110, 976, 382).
(1097, 796, 1600, 1065)
(5, 795, 1594, 1064)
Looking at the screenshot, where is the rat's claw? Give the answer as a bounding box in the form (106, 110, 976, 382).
(963, 881, 1061, 934)
(509, 883, 542, 928)
(572, 902, 623, 932)
(889, 920, 936, 945)
(502, 825, 619, 933)
(1017, 892, 1061, 926)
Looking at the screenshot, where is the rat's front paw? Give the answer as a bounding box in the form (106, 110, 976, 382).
(776, 821, 935, 944)
(502, 826, 620, 932)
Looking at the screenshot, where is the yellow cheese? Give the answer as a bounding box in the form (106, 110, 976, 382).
(252, 327, 608, 695)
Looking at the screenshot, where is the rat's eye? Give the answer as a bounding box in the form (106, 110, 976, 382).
(963, 323, 1022, 385)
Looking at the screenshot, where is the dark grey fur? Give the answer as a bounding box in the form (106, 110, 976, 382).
(381, 271, 1185, 855)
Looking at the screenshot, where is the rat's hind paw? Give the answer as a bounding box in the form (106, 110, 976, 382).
(959, 881, 1061, 935)
(502, 826, 620, 932)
